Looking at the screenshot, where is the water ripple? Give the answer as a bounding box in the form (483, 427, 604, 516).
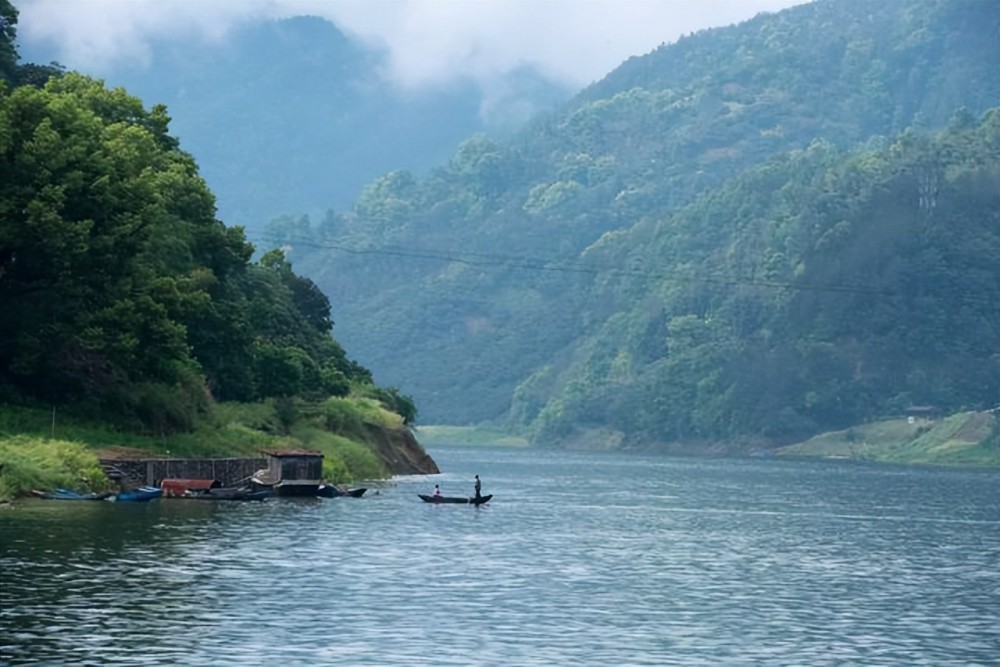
(2, 451, 998, 665)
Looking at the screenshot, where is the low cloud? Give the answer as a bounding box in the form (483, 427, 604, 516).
(18, 0, 804, 89)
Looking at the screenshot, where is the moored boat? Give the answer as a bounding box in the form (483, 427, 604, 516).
(418, 494, 492, 505)
(33, 488, 114, 501)
(113, 486, 163, 502)
(160, 478, 221, 498)
(316, 485, 367, 498)
(186, 486, 269, 501)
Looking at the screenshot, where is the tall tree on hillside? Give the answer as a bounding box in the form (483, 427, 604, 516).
(0, 0, 17, 83)
(0, 74, 243, 426)
(1, 68, 408, 432)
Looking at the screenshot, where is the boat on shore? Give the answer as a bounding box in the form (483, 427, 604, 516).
(316, 485, 367, 498)
(113, 486, 162, 502)
(32, 488, 114, 501)
(185, 486, 269, 501)
(418, 494, 492, 505)
(160, 478, 221, 498)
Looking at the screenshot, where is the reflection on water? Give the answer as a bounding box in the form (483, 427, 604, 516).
(2, 449, 998, 665)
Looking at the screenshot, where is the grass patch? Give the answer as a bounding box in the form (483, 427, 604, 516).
(777, 411, 1000, 467)
(778, 419, 923, 459)
(0, 436, 114, 502)
(288, 425, 387, 482)
(350, 397, 405, 429)
(0, 393, 412, 499)
(0, 403, 260, 458)
(884, 412, 1000, 466)
(415, 425, 529, 448)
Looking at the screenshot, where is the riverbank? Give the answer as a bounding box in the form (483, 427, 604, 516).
(773, 410, 999, 466)
(635, 411, 998, 466)
(0, 398, 439, 502)
(414, 425, 530, 448)
(421, 411, 999, 468)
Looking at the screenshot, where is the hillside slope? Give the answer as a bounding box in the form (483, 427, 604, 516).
(273, 0, 999, 430)
(776, 411, 999, 466)
(522, 113, 999, 448)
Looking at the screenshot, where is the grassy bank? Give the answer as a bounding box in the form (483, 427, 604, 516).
(775, 411, 1000, 466)
(0, 397, 408, 502)
(0, 436, 115, 501)
(414, 425, 529, 448)
(417, 413, 1000, 468)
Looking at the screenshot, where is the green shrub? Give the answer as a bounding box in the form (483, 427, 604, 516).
(322, 397, 366, 438)
(274, 397, 297, 433)
(322, 455, 351, 484)
(0, 436, 111, 501)
(353, 385, 416, 425)
(325, 434, 386, 481)
(320, 366, 351, 398)
(349, 397, 404, 429)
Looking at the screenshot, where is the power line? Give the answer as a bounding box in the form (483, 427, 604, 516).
(247, 232, 998, 307)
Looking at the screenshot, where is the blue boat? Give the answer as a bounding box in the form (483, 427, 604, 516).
(33, 488, 114, 501)
(114, 486, 163, 502)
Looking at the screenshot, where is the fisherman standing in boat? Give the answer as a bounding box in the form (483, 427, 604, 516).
(474, 474, 482, 501)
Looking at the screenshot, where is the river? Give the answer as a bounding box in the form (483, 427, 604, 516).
(1, 447, 998, 665)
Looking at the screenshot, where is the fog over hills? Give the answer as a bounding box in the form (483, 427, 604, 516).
(19, 15, 572, 230)
(262, 0, 999, 443)
(11, 0, 997, 451)
(17, 1, 801, 231)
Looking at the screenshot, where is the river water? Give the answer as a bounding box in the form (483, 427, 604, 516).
(1, 447, 998, 666)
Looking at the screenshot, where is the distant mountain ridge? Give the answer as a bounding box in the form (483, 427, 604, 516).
(20, 15, 572, 231)
(266, 0, 999, 449)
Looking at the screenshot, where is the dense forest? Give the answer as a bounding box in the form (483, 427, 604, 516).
(522, 115, 1000, 446)
(3, 0, 998, 463)
(0, 2, 415, 446)
(261, 0, 999, 449)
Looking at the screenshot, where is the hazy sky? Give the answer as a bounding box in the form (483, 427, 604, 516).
(18, 0, 805, 90)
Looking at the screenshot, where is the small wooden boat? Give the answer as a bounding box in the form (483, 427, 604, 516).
(418, 494, 492, 505)
(113, 486, 162, 502)
(160, 478, 221, 497)
(316, 485, 367, 498)
(185, 486, 269, 501)
(33, 488, 114, 501)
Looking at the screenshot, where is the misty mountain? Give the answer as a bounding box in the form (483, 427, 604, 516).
(265, 0, 999, 446)
(19, 15, 572, 231)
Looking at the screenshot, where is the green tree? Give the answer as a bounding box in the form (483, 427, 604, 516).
(0, 0, 17, 83)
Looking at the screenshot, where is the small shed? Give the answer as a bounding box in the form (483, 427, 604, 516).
(905, 405, 940, 421)
(254, 449, 323, 496)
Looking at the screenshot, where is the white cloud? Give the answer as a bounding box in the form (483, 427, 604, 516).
(17, 0, 270, 69)
(17, 0, 805, 88)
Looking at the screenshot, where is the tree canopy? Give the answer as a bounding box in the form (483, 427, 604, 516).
(265, 0, 999, 445)
(0, 72, 408, 433)
(523, 112, 1000, 446)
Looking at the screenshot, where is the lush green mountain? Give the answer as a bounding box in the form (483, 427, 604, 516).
(523, 114, 1000, 447)
(267, 0, 999, 442)
(18, 15, 572, 232)
(0, 50, 415, 438)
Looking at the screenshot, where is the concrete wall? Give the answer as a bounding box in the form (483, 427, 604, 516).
(102, 458, 266, 487)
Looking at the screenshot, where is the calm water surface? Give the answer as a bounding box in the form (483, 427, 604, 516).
(1, 447, 998, 666)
